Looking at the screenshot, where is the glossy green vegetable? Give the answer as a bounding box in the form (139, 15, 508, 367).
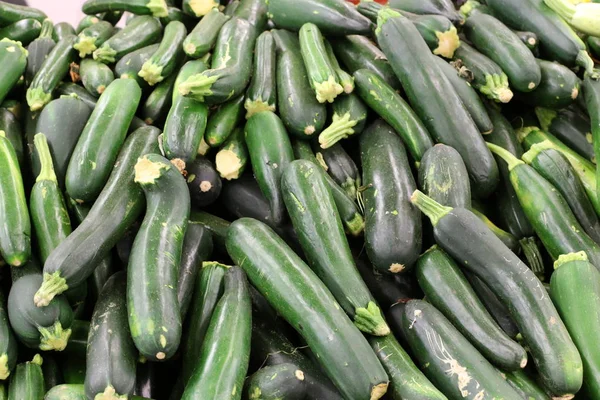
(205, 95, 244, 148)
(139, 20, 186, 86)
(0, 289, 16, 381)
(82, 0, 169, 17)
(73, 20, 114, 58)
(183, 8, 229, 59)
(245, 31, 277, 118)
(79, 58, 114, 97)
(244, 364, 306, 400)
(0, 19, 41, 45)
(8, 355, 44, 400)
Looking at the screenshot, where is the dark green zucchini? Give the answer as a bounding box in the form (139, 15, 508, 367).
(389, 0, 463, 23)
(318, 93, 368, 149)
(141, 69, 176, 125)
(314, 142, 360, 199)
(244, 364, 306, 400)
(79, 58, 114, 97)
(324, 39, 354, 95)
(360, 119, 422, 274)
(232, 0, 268, 35)
(215, 127, 248, 181)
(220, 173, 278, 227)
(0, 19, 41, 45)
(184, 157, 222, 208)
(0, 108, 23, 170)
(409, 13, 460, 59)
(190, 211, 229, 251)
(471, 200, 520, 253)
(518, 59, 580, 109)
(504, 370, 550, 400)
(34, 126, 160, 307)
(8, 355, 44, 400)
(139, 20, 186, 86)
(128, 154, 190, 361)
(42, 354, 63, 392)
(588, 35, 600, 59)
(52, 22, 76, 42)
(583, 75, 600, 211)
(26, 19, 56, 86)
(76, 14, 100, 34)
(0, 289, 16, 381)
(226, 218, 390, 400)
(114, 43, 159, 88)
(85, 271, 136, 399)
(0, 2, 46, 25)
(182, 0, 218, 17)
(205, 95, 244, 148)
(535, 106, 594, 162)
(183, 8, 229, 59)
(245, 31, 277, 118)
(82, 0, 169, 17)
(58, 320, 88, 385)
(73, 20, 114, 58)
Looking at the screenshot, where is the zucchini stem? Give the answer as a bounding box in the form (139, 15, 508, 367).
(178, 73, 220, 102)
(554, 251, 588, 270)
(318, 112, 357, 149)
(94, 385, 128, 400)
(577, 51, 597, 78)
(39, 19, 54, 39)
(534, 107, 557, 132)
(433, 26, 460, 59)
(0, 354, 9, 380)
(519, 237, 545, 280)
(313, 75, 344, 104)
(31, 354, 43, 366)
(26, 87, 51, 112)
(185, 0, 219, 18)
(354, 302, 390, 336)
(410, 190, 452, 227)
(375, 7, 402, 36)
(459, 0, 482, 18)
(486, 143, 524, 171)
(38, 321, 71, 351)
(345, 213, 365, 237)
(34, 271, 69, 307)
(33, 133, 57, 183)
(147, 0, 169, 18)
(93, 44, 117, 64)
(202, 261, 231, 269)
(244, 98, 276, 119)
(139, 62, 165, 86)
(479, 73, 513, 103)
(74, 35, 98, 58)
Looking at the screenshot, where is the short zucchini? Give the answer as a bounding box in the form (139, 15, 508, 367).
(139, 20, 186, 86)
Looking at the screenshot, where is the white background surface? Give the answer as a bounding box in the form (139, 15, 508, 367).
(27, 0, 87, 24)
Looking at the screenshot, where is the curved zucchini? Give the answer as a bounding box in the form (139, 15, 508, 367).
(361, 119, 422, 274)
(318, 93, 368, 149)
(205, 95, 244, 147)
(389, 0, 463, 23)
(184, 157, 222, 208)
(85, 271, 136, 399)
(79, 58, 114, 97)
(34, 127, 160, 307)
(0, 2, 46, 25)
(82, 0, 169, 17)
(215, 127, 248, 181)
(245, 31, 277, 118)
(73, 20, 114, 58)
(314, 142, 360, 199)
(0, 289, 17, 381)
(8, 355, 44, 400)
(128, 154, 189, 361)
(245, 364, 306, 400)
(139, 20, 186, 86)
(0, 19, 41, 45)
(182, 0, 218, 17)
(26, 20, 56, 86)
(535, 106, 594, 162)
(183, 8, 230, 59)
(411, 190, 583, 396)
(114, 43, 159, 88)
(226, 218, 389, 400)
(181, 266, 251, 400)
(518, 59, 580, 109)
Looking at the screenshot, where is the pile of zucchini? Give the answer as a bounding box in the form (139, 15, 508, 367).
(1, 0, 600, 398)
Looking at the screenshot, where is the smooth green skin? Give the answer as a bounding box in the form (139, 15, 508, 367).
(8, 357, 44, 400)
(26, 35, 76, 112)
(85, 272, 136, 399)
(74, 20, 114, 57)
(30, 96, 92, 189)
(76, 15, 100, 34)
(55, 82, 98, 108)
(232, 0, 268, 34)
(245, 111, 294, 226)
(368, 332, 446, 400)
(0, 39, 27, 106)
(141, 70, 176, 125)
(431, 56, 493, 134)
(160, 6, 194, 26)
(0, 133, 30, 267)
(584, 76, 600, 210)
(101, 10, 124, 25)
(26, 35, 55, 86)
(540, 106, 594, 162)
(114, 43, 160, 88)
(268, 0, 372, 35)
(66, 79, 141, 203)
(0, 291, 17, 381)
(400, 300, 522, 399)
(189, 211, 230, 252)
(353, 68, 433, 162)
(471, 207, 520, 253)
(183, 8, 229, 59)
(177, 223, 214, 320)
(205, 95, 244, 147)
(41, 127, 160, 299)
(0, 19, 41, 45)
(360, 119, 422, 274)
(416, 246, 527, 371)
(505, 370, 550, 400)
(276, 51, 327, 138)
(0, 109, 23, 168)
(315, 142, 360, 200)
(418, 144, 472, 209)
(245, 31, 277, 118)
(181, 262, 226, 384)
(139, 20, 186, 86)
(82, 0, 168, 17)
(0, 2, 46, 24)
(173, 59, 208, 103)
(182, 267, 251, 400)
(163, 92, 208, 163)
(528, 148, 600, 243)
(52, 23, 76, 42)
(519, 59, 580, 109)
(426, 204, 583, 396)
(589, 36, 600, 59)
(550, 257, 600, 399)
(465, 11, 541, 92)
(79, 58, 114, 97)
(244, 364, 306, 400)
(45, 384, 87, 400)
(226, 218, 389, 400)
(389, 0, 462, 22)
(128, 154, 189, 361)
(93, 16, 161, 64)
(281, 160, 385, 334)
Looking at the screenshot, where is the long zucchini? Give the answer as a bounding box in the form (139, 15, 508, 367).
(535, 106, 594, 162)
(26, 20, 55, 85)
(583, 76, 600, 210)
(314, 142, 361, 199)
(7, 355, 44, 400)
(82, 0, 168, 17)
(388, 0, 463, 23)
(318, 93, 368, 149)
(245, 31, 277, 118)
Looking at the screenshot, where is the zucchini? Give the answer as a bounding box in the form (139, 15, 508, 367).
(388, 0, 463, 23)
(183, 8, 229, 59)
(190, 211, 229, 251)
(282, 160, 389, 335)
(0, 2, 46, 25)
(550, 252, 600, 399)
(225, 0, 240, 16)
(26, 35, 76, 112)
(205, 95, 245, 147)
(0, 109, 22, 167)
(79, 58, 114, 97)
(34, 126, 160, 307)
(73, 20, 114, 58)
(7, 355, 44, 400)
(181, 266, 251, 400)
(114, 43, 159, 88)
(245, 31, 277, 118)
(220, 174, 278, 227)
(409, 13, 460, 59)
(299, 23, 343, 103)
(377, 10, 499, 197)
(361, 120, 422, 274)
(182, 0, 219, 17)
(535, 106, 594, 162)
(76, 14, 100, 33)
(0, 19, 41, 45)
(398, 300, 523, 399)
(523, 146, 600, 243)
(215, 127, 248, 181)
(160, 6, 194, 27)
(544, 0, 600, 37)
(85, 271, 137, 399)
(139, 20, 186, 86)
(0, 289, 16, 381)
(26, 20, 56, 85)
(315, 142, 360, 199)
(226, 218, 390, 400)
(268, 0, 372, 35)
(128, 154, 190, 361)
(452, 41, 513, 103)
(583, 75, 600, 208)
(244, 364, 306, 400)
(463, 9, 541, 92)
(141, 69, 176, 125)
(471, 205, 520, 253)
(589, 35, 600, 59)
(93, 15, 161, 64)
(318, 93, 368, 149)
(42, 354, 63, 392)
(324, 40, 354, 94)
(411, 190, 583, 396)
(178, 17, 255, 105)
(45, 384, 86, 400)
(232, 0, 268, 35)
(518, 59, 580, 109)
(185, 157, 222, 207)
(416, 246, 527, 371)
(82, 0, 169, 17)
(0, 130, 30, 267)
(245, 111, 294, 226)
(30, 134, 72, 263)
(58, 320, 88, 385)
(52, 22, 76, 42)
(504, 370, 550, 400)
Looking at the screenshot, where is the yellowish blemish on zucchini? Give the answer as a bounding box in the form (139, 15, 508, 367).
(389, 263, 404, 273)
(160, 334, 167, 348)
(295, 370, 305, 380)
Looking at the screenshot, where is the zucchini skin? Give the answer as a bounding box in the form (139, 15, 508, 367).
(141, 70, 176, 126)
(389, 0, 462, 23)
(205, 95, 244, 147)
(399, 300, 522, 399)
(227, 218, 390, 400)
(518, 59, 580, 109)
(182, 266, 251, 400)
(0, 2, 46, 25)
(73, 20, 114, 58)
(114, 43, 160, 88)
(82, 0, 169, 17)
(85, 271, 137, 399)
(66, 79, 141, 203)
(45, 384, 87, 400)
(315, 142, 360, 200)
(0, 19, 41, 45)
(416, 246, 527, 371)
(26, 20, 56, 86)
(52, 22, 76, 42)
(244, 364, 306, 400)
(583, 76, 600, 209)
(550, 252, 600, 399)
(360, 119, 422, 274)
(281, 160, 388, 335)
(0, 289, 17, 381)
(183, 8, 230, 59)
(413, 193, 583, 396)
(232, 0, 268, 33)
(0, 109, 23, 167)
(245, 111, 294, 226)
(128, 154, 190, 361)
(185, 157, 222, 208)
(245, 31, 277, 118)
(536, 106, 594, 162)
(139, 20, 186, 86)
(79, 58, 114, 97)
(36, 127, 160, 307)
(190, 211, 230, 252)
(93, 16, 161, 64)
(378, 13, 499, 197)
(353, 69, 433, 162)
(505, 370, 550, 400)
(0, 128, 30, 267)
(8, 355, 45, 400)
(268, 0, 373, 35)
(464, 11, 541, 92)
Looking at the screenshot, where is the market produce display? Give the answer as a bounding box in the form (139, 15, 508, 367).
(2, 0, 600, 398)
